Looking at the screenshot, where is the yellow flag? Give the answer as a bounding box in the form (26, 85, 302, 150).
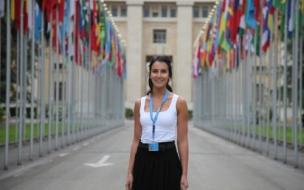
(11, 0, 15, 21)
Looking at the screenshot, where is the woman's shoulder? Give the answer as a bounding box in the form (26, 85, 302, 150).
(134, 96, 148, 106)
(175, 95, 187, 107)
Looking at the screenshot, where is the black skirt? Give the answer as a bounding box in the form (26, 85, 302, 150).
(132, 141, 182, 190)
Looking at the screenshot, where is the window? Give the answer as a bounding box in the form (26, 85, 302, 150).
(54, 62, 63, 70)
(144, 6, 150, 17)
(143, 4, 176, 18)
(111, 5, 118, 17)
(193, 6, 199, 18)
(202, 6, 209, 18)
(170, 7, 176, 17)
(121, 5, 127, 17)
(151, 7, 159, 17)
(161, 6, 167, 17)
(153, 29, 166, 43)
(54, 82, 64, 101)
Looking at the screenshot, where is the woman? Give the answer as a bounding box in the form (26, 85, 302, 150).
(125, 56, 189, 190)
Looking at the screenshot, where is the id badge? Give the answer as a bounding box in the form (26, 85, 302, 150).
(148, 143, 159, 151)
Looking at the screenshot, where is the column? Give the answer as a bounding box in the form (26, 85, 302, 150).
(176, 0, 193, 108)
(126, 0, 144, 108)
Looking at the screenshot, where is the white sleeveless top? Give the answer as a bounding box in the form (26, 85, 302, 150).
(140, 94, 178, 144)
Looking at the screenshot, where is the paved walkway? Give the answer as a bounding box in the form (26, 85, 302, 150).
(0, 120, 303, 190)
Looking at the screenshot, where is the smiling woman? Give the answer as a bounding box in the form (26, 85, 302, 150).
(125, 56, 189, 190)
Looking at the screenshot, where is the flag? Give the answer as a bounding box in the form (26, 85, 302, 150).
(11, 0, 15, 20)
(35, 2, 42, 41)
(13, 0, 29, 32)
(0, 0, 4, 17)
(245, 0, 257, 29)
(75, 0, 80, 64)
(279, 1, 286, 41)
(192, 42, 201, 77)
(261, 0, 270, 53)
(287, 0, 293, 38)
(230, 0, 241, 44)
(255, 24, 261, 55)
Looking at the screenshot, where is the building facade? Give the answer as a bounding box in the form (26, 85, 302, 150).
(104, 0, 215, 109)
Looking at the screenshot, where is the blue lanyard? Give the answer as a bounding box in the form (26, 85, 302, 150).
(149, 90, 169, 140)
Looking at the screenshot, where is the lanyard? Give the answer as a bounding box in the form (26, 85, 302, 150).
(149, 90, 169, 140)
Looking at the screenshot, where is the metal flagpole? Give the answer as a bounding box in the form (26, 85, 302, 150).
(61, 15, 67, 148)
(30, 0, 35, 160)
(87, 3, 91, 138)
(299, 12, 303, 152)
(39, 11, 46, 157)
(48, 10, 54, 153)
(55, 4, 59, 150)
(18, 0, 25, 165)
(15, 30, 19, 145)
(23, 31, 28, 150)
(283, 0, 288, 163)
(268, 15, 278, 159)
(272, 10, 278, 159)
(67, 3, 72, 145)
(292, 0, 299, 168)
(4, 0, 11, 170)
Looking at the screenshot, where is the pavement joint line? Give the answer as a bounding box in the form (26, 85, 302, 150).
(0, 158, 53, 180)
(59, 153, 69, 157)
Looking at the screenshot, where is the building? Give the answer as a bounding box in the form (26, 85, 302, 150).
(104, 0, 215, 109)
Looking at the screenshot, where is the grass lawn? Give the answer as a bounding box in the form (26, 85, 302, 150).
(226, 125, 304, 145)
(0, 122, 81, 145)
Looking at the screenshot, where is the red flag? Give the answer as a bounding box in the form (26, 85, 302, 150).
(14, 0, 29, 33)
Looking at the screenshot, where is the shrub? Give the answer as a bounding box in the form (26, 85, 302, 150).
(125, 108, 134, 119)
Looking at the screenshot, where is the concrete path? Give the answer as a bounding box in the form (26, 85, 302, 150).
(0, 120, 303, 190)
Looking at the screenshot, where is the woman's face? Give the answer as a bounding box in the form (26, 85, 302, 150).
(150, 61, 170, 89)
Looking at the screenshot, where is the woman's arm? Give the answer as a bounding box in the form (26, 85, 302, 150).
(176, 97, 189, 189)
(126, 99, 142, 189)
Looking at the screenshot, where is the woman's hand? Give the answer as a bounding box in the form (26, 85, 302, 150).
(180, 174, 189, 190)
(125, 173, 133, 190)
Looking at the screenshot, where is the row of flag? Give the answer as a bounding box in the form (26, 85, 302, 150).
(192, 0, 304, 78)
(0, 0, 127, 78)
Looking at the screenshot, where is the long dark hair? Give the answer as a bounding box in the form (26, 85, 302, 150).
(147, 56, 173, 95)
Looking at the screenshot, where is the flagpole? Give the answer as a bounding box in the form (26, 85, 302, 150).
(292, 0, 299, 168)
(55, 4, 60, 150)
(67, 1, 72, 145)
(39, 10, 46, 158)
(61, 7, 67, 148)
(299, 12, 303, 151)
(4, 0, 11, 170)
(30, 0, 35, 161)
(283, 0, 288, 164)
(17, 0, 25, 166)
(48, 9, 54, 153)
(87, 2, 92, 138)
(272, 10, 278, 160)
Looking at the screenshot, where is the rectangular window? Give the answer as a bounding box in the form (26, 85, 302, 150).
(144, 6, 150, 17)
(153, 29, 166, 43)
(54, 63, 63, 70)
(202, 6, 209, 18)
(170, 7, 176, 17)
(193, 6, 199, 18)
(111, 5, 118, 17)
(54, 82, 63, 101)
(161, 6, 167, 17)
(121, 5, 127, 17)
